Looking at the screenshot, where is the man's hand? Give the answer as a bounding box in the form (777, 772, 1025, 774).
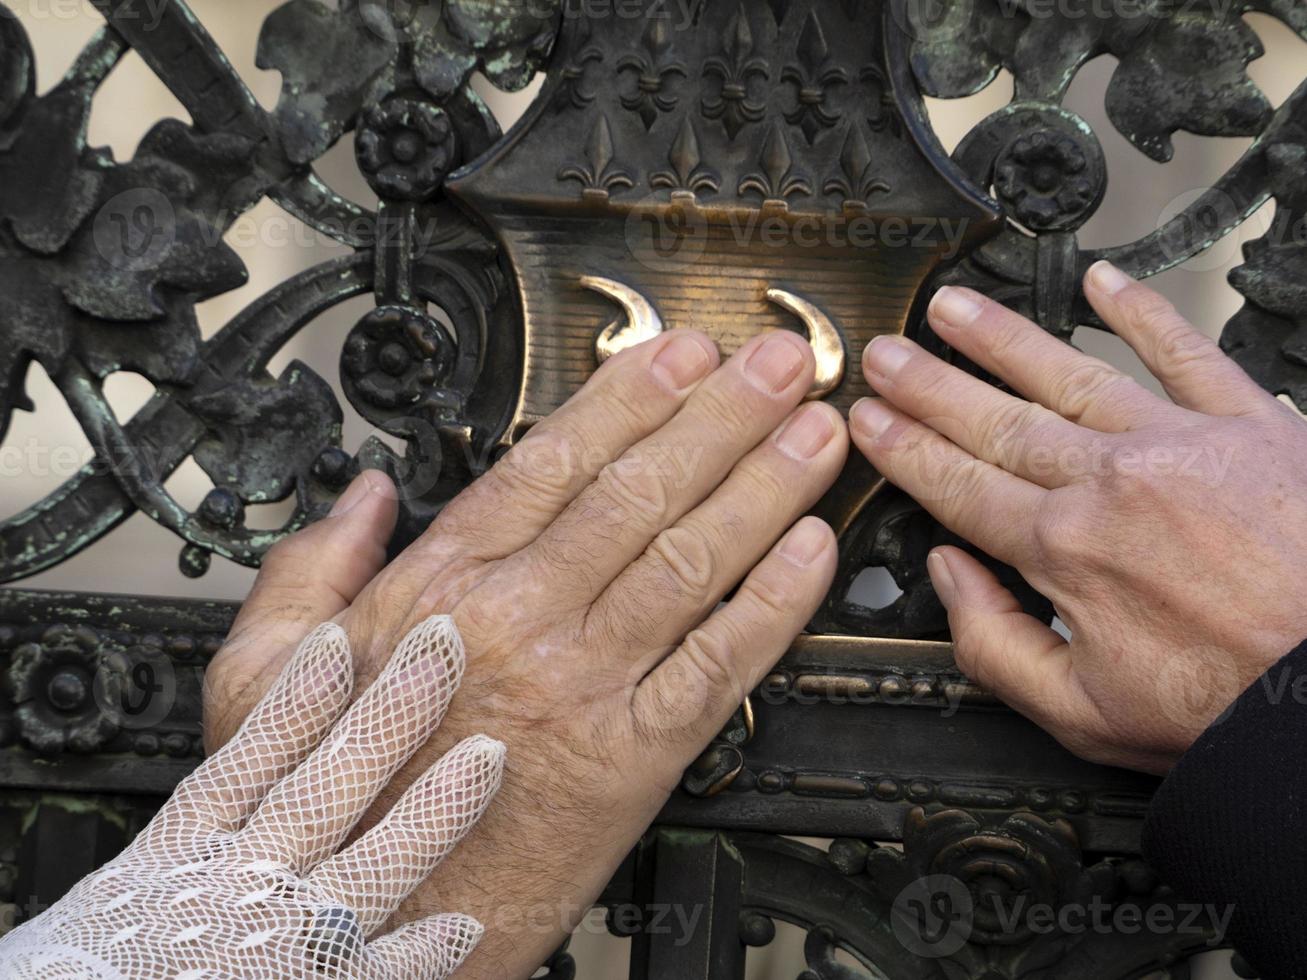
(851, 261, 1307, 774)
(203, 328, 847, 977)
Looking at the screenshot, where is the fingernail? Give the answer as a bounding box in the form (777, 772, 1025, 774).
(863, 335, 913, 378)
(928, 551, 957, 607)
(1088, 260, 1131, 296)
(779, 517, 830, 566)
(329, 470, 379, 516)
(928, 287, 985, 329)
(775, 404, 835, 460)
(744, 331, 806, 393)
(850, 398, 895, 438)
(652, 333, 714, 390)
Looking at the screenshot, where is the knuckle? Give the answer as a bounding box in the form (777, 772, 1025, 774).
(679, 626, 743, 697)
(1029, 497, 1095, 569)
(906, 361, 955, 405)
(697, 381, 758, 434)
(984, 316, 1032, 363)
(1047, 360, 1124, 424)
(1154, 321, 1216, 372)
(261, 531, 315, 575)
(949, 628, 991, 689)
(491, 428, 580, 508)
(734, 456, 789, 509)
(978, 400, 1048, 455)
(588, 382, 653, 433)
(645, 525, 720, 598)
(1130, 291, 1182, 333)
(741, 563, 796, 620)
(932, 456, 985, 504)
(593, 455, 672, 524)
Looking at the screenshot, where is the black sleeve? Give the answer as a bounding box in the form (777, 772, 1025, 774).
(1142, 639, 1307, 980)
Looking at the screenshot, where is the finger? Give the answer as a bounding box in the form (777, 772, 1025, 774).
(233, 616, 465, 872)
(928, 546, 1091, 738)
(925, 286, 1163, 431)
(139, 623, 353, 852)
(592, 401, 847, 659)
(307, 735, 505, 935)
(1082, 261, 1269, 416)
(204, 469, 397, 750)
(367, 913, 483, 979)
(862, 333, 1093, 487)
(631, 516, 836, 756)
(414, 330, 719, 563)
(518, 329, 817, 599)
(849, 398, 1044, 566)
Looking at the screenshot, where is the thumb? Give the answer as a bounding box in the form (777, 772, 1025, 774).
(928, 547, 1083, 734)
(204, 469, 398, 749)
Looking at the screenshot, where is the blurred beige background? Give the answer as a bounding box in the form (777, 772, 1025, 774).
(3, 3, 1302, 977)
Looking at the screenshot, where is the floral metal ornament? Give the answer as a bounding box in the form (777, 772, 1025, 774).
(737, 121, 812, 206)
(356, 97, 459, 200)
(342, 305, 457, 412)
(617, 17, 688, 131)
(649, 117, 721, 199)
(558, 114, 635, 200)
(4, 626, 120, 755)
(701, 3, 770, 140)
(994, 132, 1098, 232)
(780, 11, 848, 145)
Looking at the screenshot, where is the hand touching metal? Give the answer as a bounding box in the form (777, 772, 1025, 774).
(0, 618, 504, 979)
(203, 328, 847, 978)
(851, 262, 1307, 773)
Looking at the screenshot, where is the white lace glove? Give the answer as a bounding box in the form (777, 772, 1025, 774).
(0, 616, 504, 979)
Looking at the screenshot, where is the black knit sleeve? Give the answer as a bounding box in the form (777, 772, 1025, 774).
(1142, 640, 1307, 980)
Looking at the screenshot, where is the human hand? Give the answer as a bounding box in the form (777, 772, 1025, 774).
(0, 617, 503, 978)
(850, 262, 1307, 774)
(203, 328, 847, 976)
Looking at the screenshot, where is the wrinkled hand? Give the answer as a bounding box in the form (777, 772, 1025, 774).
(851, 262, 1307, 774)
(204, 329, 847, 977)
(0, 618, 503, 978)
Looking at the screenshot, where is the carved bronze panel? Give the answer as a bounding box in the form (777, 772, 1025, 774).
(1, 0, 1305, 976)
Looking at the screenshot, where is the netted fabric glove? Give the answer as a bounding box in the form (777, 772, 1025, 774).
(0, 616, 504, 979)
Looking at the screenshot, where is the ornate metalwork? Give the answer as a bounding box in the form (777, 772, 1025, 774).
(2, 0, 1306, 976)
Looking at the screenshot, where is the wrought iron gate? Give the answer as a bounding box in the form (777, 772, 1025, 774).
(2, 1, 1304, 976)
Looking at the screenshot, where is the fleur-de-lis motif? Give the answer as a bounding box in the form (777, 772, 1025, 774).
(860, 63, 903, 138)
(738, 122, 812, 207)
(824, 123, 892, 208)
(782, 12, 849, 145)
(555, 17, 604, 110)
(558, 114, 635, 200)
(651, 117, 721, 200)
(617, 17, 688, 130)
(702, 4, 769, 141)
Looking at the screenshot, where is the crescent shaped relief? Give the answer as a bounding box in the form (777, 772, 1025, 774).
(582, 278, 846, 402)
